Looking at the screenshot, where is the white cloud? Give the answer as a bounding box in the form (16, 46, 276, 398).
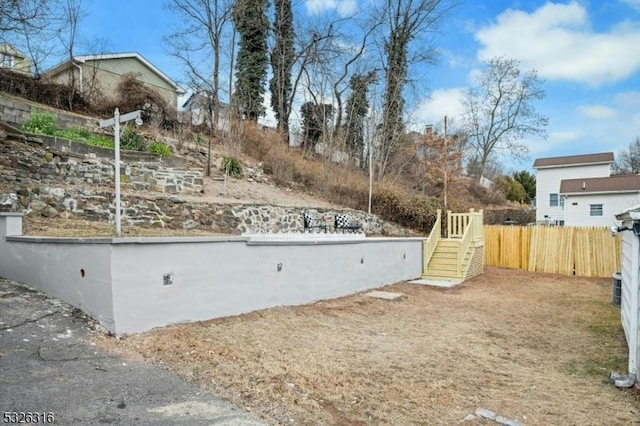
(577, 105, 618, 118)
(337, 0, 357, 16)
(305, 0, 356, 17)
(475, 1, 640, 86)
(407, 88, 466, 131)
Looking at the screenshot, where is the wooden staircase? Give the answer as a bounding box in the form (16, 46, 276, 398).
(420, 209, 484, 282)
(423, 239, 474, 280)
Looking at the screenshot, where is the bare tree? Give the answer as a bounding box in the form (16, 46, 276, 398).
(462, 56, 548, 180)
(0, 0, 50, 33)
(614, 137, 640, 174)
(270, 0, 294, 144)
(2, 0, 59, 76)
(165, 0, 234, 175)
(57, 0, 85, 109)
(330, 21, 380, 133)
(376, 0, 456, 178)
(417, 117, 463, 211)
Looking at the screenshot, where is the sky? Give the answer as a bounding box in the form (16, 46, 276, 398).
(75, 0, 640, 171)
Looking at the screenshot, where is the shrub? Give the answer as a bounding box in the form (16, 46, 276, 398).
(221, 156, 243, 178)
(87, 136, 114, 149)
(57, 126, 92, 141)
(120, 125, 146, 151)
(21, 111, 57, 135)
(149, 142, 172, 156)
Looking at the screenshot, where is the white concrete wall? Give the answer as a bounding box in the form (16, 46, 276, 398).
(109, 237, 423, 335)
(536, 163, 610, 223)
(564, 193, 640, 226)
(0, 215, 423, 336)
(0, 214, 115, 329)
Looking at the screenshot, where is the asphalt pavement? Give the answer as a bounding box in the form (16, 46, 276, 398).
(0, 277, 266, 425)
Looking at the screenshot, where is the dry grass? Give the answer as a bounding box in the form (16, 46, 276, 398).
(101, 267, 639, 425)
(239, 125, 442, 233)
(22, 214, 228, 238)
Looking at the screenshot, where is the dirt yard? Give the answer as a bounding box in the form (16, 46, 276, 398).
(94, 267, 639, 425)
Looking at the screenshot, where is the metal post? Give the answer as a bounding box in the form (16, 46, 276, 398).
(99, 109, 142, 238)
(368, 138, 373, 215)
(114, 108, 121, 237)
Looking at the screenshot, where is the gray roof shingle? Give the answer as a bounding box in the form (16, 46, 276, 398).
(533, 152, 614, 168)
(560, 174, 640, 194)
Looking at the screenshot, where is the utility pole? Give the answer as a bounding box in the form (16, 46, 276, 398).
(443, 115, 448, 213)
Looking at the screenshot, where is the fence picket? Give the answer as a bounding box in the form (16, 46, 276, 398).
(484, 225, 621, 278)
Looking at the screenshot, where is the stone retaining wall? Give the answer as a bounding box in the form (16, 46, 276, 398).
(0, 187, 414, 236)
(0, 92, 92, 128)
(1, 138, 202, 194)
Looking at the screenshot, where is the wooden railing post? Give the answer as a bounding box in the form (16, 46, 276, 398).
(422, 209, 442, 275)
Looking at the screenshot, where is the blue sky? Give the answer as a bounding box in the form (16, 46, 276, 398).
(76, 0, 640, 170)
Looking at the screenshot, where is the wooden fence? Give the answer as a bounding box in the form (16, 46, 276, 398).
(484, 225, 621, 277)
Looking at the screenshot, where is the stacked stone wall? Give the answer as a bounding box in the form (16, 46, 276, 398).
(0, 186, 415, 236)
(0, 138, 202, 194)
(0, 92, 92, 128)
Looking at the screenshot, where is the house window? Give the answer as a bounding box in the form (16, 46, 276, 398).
(550, 193, 559, 207)
(0, 53, 14, 69)
(590, 204, 603, 216)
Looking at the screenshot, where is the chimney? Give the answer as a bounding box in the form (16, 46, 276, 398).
(424, 125, 433, 135)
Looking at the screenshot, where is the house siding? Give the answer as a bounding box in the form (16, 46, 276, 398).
(45, 56, 178, 109)
(617, 213, 640, 377)
(563, 192, 640, 226)
(536, 163, 610, 223)
(0, 44, 32, 75)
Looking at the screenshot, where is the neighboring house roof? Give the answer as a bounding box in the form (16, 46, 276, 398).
(181, 91, 231, 110)
(44, 52, 183, 93)
(0, 43, 27, 60)
(533, 152, 614, 169)
(560, 174, 640, 194)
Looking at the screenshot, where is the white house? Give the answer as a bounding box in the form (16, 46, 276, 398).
(533, 152, 615, 225)
(561, 174, 640, 226)
(180, 91, 233, 133)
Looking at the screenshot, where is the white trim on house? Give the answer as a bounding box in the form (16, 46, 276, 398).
(45, 52, 184, 93)
(534, 152, 616, 225)
(73, 53, 182, 92)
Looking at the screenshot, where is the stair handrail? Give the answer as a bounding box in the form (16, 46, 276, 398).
(456, 209, 483, 276)
(458, 220, 473, 275)
(422, 209, 441, 275)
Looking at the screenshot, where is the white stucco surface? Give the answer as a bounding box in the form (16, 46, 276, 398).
(0, 214, 423, 336)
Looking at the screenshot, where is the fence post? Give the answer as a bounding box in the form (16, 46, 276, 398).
(447, 210, 452, 238)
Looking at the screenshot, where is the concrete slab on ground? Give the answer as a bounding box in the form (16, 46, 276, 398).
(364, 290, 404, 300)
(0, 278, 266, 426)
(409, 278, 462, 288)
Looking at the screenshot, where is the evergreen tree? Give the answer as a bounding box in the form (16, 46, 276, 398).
(269, 0, 294, 143)
(233, 0, 269, 121)
(512, 170, 536, 203)
(344, 71, 376, 166)
(301, 102, 333, 151)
